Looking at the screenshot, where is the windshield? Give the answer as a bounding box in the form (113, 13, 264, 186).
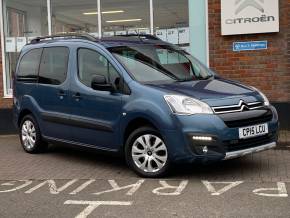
(108, 44, 213, 83)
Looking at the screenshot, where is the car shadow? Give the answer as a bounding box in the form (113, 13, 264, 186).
(47, 143, 264, 179)
(47, 143, 131, 175)
(169, 157, 261, 179)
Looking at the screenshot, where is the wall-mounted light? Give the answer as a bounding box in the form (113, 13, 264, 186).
(83, 10, 124, 15)
(106, 19, 142, 23)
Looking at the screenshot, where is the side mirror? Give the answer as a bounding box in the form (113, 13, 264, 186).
(91, 75, 114, 92)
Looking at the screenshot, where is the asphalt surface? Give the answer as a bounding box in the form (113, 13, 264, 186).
(0, 135, 290, 218)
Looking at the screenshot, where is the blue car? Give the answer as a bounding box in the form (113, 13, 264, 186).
(13, 34, 279, 177)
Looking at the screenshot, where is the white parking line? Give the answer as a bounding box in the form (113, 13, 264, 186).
(93, 180, 145, 196)
(253, 182, 288, 197)
(25, 179, 78, 194)
(64, 200, 132, 218)
(0, 179, 289, 199)
(70, 179, 95, 195)
(202, 181, 244, 196)
(152, 180, 188, 196)
(0, 180, 32, 193)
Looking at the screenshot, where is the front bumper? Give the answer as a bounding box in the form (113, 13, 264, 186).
(162, 105, 279, 163)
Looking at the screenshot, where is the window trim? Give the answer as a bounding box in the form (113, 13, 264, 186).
(76, 47, 124, 92)
(38, 46, 70, 86)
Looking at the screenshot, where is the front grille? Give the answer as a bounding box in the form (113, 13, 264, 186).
(217, 106, 273, 128)
(223, 112, 273, 128)
(212, 101, 264, 114)
(225, 133, 276, 152)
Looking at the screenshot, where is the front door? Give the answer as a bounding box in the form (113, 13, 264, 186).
(37, 46, 71, 140)
(69, 46, 123, 150)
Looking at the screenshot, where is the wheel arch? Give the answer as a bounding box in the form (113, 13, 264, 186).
(122, 117, 159, 147)
(18, 109, 33, 127)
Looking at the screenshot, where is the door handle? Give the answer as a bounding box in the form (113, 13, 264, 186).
(72, 92, 82, 101)
(57, 90, 67, 99)
(58, 90, 67, 96)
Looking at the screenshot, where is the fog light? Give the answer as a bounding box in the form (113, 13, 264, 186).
(202, 146, 208, 154)
(192, 136, 212, 141)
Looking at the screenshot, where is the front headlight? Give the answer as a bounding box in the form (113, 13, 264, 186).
(164, 95, 213, 115)
(251, 86, 270, 106)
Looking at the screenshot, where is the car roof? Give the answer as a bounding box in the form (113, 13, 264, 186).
(99, 36, 171, 48)
(22, 34, 172, 52)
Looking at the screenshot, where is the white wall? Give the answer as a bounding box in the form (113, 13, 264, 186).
(188, 0, 209, 66)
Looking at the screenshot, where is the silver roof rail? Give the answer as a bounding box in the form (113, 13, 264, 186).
(30, 33, 97, 44)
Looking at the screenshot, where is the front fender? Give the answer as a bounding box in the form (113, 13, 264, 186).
(122, 98, 177, 131)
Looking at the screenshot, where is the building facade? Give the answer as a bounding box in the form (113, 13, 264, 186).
(0, 0, 289, 132)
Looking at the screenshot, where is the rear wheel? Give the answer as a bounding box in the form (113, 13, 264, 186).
(20, 115, 47, 153)
(125, 127, 170, 177)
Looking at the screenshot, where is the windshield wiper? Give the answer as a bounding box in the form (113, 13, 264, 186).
(177, 78, 193, 82)
(177, 75, 213, 82)
(197, 75, 214, 80)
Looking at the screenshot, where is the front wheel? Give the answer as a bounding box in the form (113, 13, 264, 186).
(125, 127, 170, 178)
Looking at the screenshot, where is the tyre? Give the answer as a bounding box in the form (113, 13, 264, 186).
(19, 114, 48, 153)
(125, 126, 170, 178)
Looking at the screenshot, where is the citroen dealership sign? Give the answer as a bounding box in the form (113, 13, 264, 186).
(221, 0, 279, 35)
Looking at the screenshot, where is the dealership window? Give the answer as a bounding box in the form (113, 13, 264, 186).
(101, 0, 150, 37)
(154, 0, 190, 51)
(2, 0, 48, 96)
(51, 0, 100, 36)
(1, 0, 195, 97)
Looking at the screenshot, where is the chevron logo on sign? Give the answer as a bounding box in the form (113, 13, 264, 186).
(235, 0, 264, 15)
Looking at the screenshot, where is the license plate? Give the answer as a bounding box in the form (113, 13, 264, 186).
(239, 123, 268, 139)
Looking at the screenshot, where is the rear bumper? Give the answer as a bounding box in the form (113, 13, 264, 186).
(223, 141, 276, 160)
(12, 105, 19, 130)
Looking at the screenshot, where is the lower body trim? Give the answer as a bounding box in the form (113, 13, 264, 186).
(223, 141, 276, 160)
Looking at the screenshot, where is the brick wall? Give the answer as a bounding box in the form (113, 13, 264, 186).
(0, 42, 13, 109)
(208, 0, 290, 102)
(288, 0, 290, 76)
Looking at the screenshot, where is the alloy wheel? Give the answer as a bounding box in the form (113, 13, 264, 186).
(21, 120, 36, 150)
(131, 134, 168, 173)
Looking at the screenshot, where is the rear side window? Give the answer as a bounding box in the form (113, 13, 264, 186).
(17, 48, 42, 81)
(39, 47, 69, 85)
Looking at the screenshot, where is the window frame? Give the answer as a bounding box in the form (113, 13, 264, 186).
(38, 46, 70, 86)
(76, 47, 124, 92)
(6, 7, 27, 37)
